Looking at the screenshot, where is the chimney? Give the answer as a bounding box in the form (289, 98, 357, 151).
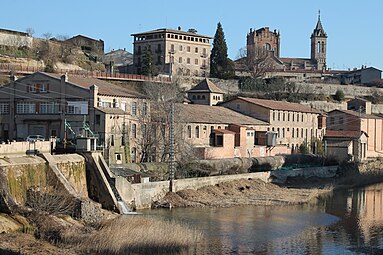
(10, 74, 17, 82)
(61, 72, 68, 83)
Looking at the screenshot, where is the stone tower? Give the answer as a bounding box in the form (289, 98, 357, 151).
(247, 27, 280, 60)
(311, 11, 327, 70)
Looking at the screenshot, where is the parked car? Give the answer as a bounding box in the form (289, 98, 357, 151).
(26, 135, 45, 142)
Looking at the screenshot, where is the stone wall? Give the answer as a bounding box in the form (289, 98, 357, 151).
(0, 154, 88, 212)
(116, 172, 271, 209)
(0, 31, 33, 48)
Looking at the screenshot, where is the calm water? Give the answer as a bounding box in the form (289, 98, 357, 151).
(144, 182, 383, 255)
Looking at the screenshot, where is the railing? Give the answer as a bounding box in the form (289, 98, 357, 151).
(0, 63, 172, 83)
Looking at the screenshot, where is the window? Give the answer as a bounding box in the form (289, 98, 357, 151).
(95, 114, 101, 124)
(131, 124, 137, 138)
(40, 102, 59, 114)
(179, 45, 183, 51)
(301, 128, 304, 138)
(187, 58, 190, 64)
(339, 117, 344, 125)
(278, 112, 280, 121)
(29, 84, 36, 92)
(67, 101, 88, 115)
(292, 128, 295, 138)
(171, 44, 175, 52)
(131, 102, 137, 115)
(301, 114, 304, 122)
(297, 113, 300, 122)
(288, 113, 290, 121)
(187, 46, 190, 52)
(296, 129, 299, 138)
(195, 47, 198, 53)
(195, 59, 198, 65)
(179, 57, 182, 63)
(131, 147, 137, 163)
(16, 102, 35, 114)
(187, 125, 192, 138)
(142, 124, 147, 137)
(195, 126, 200, 138)
(282, 128, 285, 138)
(283, 112, 285, 122)
(143, 102, 148, 115)
(202, 95, 206, 100)
(277, 128, 280, 138)
(292, 113, 295, 122)
(0, 102, 9, 114)
(272, 111, 275, 121)
(192, 95, 196, 100)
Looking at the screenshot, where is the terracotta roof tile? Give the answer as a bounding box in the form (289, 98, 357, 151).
(324, 130, 364, 139)
(235, 97, 320, 113)
(41, 72, 146, 98)
(188, 78, 223, 94)
(329, 109, 382, 119)
(177, 104, 268, 125)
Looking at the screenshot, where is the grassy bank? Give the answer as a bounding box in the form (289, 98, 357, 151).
(79, 216, 202, 255)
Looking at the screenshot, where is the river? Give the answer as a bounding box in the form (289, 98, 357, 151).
(144, 182, 383, 254)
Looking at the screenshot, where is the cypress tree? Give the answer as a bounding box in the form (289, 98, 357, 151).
(141, 46, 156, 76)
(210, 22, 235, 79)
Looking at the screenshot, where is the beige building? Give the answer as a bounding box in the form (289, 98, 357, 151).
(176, 104, 289, 159)
(221, 97, 325, 152)
(0, 72, 148, 164)
(187, 78, 224, 106)
(131, 28, 211, 77)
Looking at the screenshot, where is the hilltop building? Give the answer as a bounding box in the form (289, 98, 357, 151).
(131, 28, 211, 77)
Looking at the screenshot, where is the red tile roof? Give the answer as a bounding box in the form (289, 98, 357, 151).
(177, 104, 268, 125)
(329, 109, 382, 119)
(42, 72, 146, 98)
(234, 97, 320, 114)
(188, 78, 223, 94)
(324, 130, 365, 139)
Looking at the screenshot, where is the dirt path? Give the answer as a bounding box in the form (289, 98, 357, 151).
(154, 178, 332, 208)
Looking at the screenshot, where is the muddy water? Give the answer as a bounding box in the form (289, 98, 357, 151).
(144, 182, 383, 254)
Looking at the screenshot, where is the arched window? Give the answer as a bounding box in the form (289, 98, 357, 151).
(292, 128, 295, 138)
(264, 43, 271, 51)
(317, 41, 321, 53)
(277, 128, 280, 138)
(202, 95, 206, 100)
(195, 126, 200, 138)
(282, 128, 285, 138)
(187, 125, 192, 138)
(321, 42, 325, 53)
(296, 128, 299, 138)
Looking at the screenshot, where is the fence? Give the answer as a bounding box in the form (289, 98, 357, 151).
(0, 63, 172, 83)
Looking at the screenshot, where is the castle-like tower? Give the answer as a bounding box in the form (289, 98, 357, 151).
(246, 27, 280, 60)
(310, 11, 327, 70)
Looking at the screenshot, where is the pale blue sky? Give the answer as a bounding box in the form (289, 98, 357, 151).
(1, 0, 382, 70)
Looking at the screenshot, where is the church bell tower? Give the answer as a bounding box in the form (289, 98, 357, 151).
(311, 11, 327, 70)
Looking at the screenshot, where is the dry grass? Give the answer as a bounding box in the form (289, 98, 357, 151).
(79, 215, 202, 255)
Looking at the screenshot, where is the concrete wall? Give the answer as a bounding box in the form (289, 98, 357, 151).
(0, 141, 51, 156)
(116, 171, 271, 209)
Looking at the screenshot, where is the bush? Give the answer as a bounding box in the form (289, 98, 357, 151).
(334, 89, 345, 101)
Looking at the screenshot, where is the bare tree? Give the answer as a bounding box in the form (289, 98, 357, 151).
(42, 32, 53, 40)
(25, 27, 35, 37)
(56, 34, 69, 41)
(237, 46, 275, 78)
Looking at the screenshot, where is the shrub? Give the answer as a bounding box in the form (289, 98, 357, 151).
(334, 89, 345, 101)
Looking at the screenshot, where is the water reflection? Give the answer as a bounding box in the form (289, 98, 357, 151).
(144, 183, 383, 254)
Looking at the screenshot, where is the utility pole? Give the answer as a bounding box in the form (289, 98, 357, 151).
(169, 102, 175, 192)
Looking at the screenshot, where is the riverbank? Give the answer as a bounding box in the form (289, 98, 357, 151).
(154, 177, 333, 208)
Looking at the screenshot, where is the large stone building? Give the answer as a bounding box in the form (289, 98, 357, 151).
(0, 72, 147, 164)
(240, 12, 328, 77)
(131, 28, 211, 77)
(220, 97, 325, 153)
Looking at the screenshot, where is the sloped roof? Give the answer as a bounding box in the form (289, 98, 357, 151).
(177, 104, 268, 125)
(188, 78, 224, 94)
(311, 14, 327, 37)
(328, 109, 382, 119)
(40, 72, 146, 98)
(231, 97, 320, 114)
(131, 28, 212, 39)
(324, 130, 366, 139)
(95, 107, 126, 115)
(214, 129, 236, 134)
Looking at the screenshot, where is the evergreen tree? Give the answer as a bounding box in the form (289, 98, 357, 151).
(210, 22, 235, 79)
(141, 46, 156, 76)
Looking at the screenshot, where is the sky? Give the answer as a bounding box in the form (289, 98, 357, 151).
(1, 0, 382, 71)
